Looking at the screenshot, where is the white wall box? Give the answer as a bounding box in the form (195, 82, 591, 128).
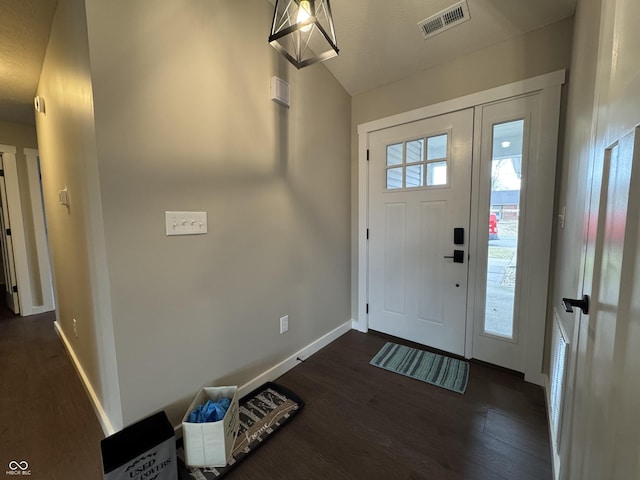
(181, 386, 239, 468)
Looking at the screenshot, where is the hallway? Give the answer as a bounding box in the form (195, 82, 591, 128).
(0, 304, 553, 479)
(0, 307, 104, 478)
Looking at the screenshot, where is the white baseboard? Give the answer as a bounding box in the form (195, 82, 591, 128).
(525, 371, 544, 387)
(58, 318, 353, 438)
(238, 319, 352, 397)
(542, 373, 561, 480)
(22, 305, 52, 317)
(54, 321, 116, 436)
(174, 320, 353, 435)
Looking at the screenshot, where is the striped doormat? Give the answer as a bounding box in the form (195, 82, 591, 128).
(370, 342, 469, 394)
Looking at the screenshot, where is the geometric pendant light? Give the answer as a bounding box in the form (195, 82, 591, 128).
(269, 0, 339, 69)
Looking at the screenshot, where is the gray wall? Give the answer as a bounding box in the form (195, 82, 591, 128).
(83, 0, 351, 426)
(36, 0, 123, 429)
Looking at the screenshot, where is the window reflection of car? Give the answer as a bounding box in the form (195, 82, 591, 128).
(489, 213, 499, 240)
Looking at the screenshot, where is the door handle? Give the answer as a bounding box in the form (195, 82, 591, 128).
(444, 250, 464, 263)
(562, 294, 589, 315)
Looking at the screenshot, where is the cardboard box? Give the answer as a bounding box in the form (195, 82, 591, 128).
(100, 411, 177, 480)
(182, 386, 239, 468)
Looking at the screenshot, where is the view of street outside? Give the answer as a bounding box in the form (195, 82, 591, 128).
(485, 218, 518, 337)
(483, 119, 524, 339)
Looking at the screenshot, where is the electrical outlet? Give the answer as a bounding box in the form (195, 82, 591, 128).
(279, 315, 289, 334)
(72, 318, 78, 338)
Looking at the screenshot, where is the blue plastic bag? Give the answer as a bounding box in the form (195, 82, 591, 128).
(187, 397, 231, 423)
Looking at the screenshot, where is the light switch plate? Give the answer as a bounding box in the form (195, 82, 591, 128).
(58, 188, 70, 206)
(165, 211, 208, 236)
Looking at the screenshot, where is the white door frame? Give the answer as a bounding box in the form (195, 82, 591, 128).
(24, 148, 55, 314)
(0, 145, 30, 315)
(354, 70, 565, 383)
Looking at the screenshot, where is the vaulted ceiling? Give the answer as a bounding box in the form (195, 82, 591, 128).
(0, 0, 577, 125)
(325, 0, 577, 95)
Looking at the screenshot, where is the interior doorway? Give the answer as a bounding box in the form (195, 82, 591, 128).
(0, 145, 55, 317)
(0, 152, 20, 313)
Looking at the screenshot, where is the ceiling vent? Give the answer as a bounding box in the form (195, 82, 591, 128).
(418, 0, 471, 39)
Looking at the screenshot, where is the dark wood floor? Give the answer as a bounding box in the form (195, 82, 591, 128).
(228, 330, 552, 480)
(0, 307, 105, 478)
(1, 308, 551, 479)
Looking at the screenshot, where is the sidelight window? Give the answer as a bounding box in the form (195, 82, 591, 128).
(483, 119, 524, 339)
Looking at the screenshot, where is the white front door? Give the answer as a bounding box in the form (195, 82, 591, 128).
(368, 109, 473, 355)
(358, 73, 563, 380)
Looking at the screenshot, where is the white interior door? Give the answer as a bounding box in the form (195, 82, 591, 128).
(566, 128, 640, 479)
(368, 109, 473, 355)
(0, 153, 20, 314)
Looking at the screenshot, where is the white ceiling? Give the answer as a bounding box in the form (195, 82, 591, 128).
(0, 0, 58, 125)
(0, 0, 577, 125)
(324, 0, 578, 95)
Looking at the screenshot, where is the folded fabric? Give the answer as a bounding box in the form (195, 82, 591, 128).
(188, 397, 231, 423)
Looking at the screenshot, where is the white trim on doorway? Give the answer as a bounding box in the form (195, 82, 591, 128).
(0, 145, 55, 317)
(24, 148, 55, 315)
(357, 70, 566, 136)
(0, 144, 30, 315)
(355, 70, 566, 383)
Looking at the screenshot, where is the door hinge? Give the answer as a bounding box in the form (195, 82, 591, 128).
(5, 228, 10, 236)
(366, 150, 370, 161)
(12, 285, 17, 293)
(0, 169, 4, 177)
(366, 303, 369, 314)
(366, 228, 369, 240)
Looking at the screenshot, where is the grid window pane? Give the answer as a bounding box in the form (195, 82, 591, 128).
(406, 165, 423, 188)
(386, 167, 403, 189)
(385, 135, 449, 191)
(426, 161, 447, 186)
(386, 143, 403, 166)
(427, 135, 447, 160)
(406, 139, 424, 164)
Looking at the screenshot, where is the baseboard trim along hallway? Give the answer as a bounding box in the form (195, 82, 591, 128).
(54, 321, 116, 435)
(237, 320, 353, 400)
(57, 317, 352, 436)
